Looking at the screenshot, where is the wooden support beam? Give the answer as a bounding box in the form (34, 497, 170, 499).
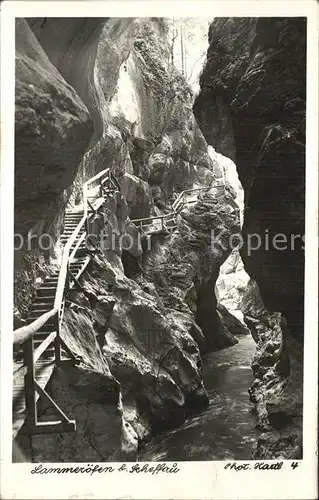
(87, 199, 96, 214)
(67, 268, 84, 292)
(23, 339, 37, 427)
(21, 420, 76, 435)
(59, 337, 79, 363)
(33, 331, 57, 363)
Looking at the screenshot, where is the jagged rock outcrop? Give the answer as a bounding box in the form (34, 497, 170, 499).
(194, 18, 306, 343)
(14, 19, 95, 319)
(83, 20, 215, 200)
(28, 18, 105, 147)
(241, 279, 303, 459)
(194, 18, 305, 460)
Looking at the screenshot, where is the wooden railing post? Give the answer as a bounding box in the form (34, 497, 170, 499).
(83, 184, 88, 220)
(23, 338, 37, 428)
(54, 310, 61, 365)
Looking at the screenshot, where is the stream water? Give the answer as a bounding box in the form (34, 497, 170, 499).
(139, 335, 259, 461)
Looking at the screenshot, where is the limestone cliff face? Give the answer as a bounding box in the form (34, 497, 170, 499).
(194, 17, 306, 343)
(241, 280, 303, 459)
(27, 18, 105, 147)
(14, 18, 241, 461)
(194, 18, 305, 460)
(78, 19, 215, 207)
(14, 19, 95, 320)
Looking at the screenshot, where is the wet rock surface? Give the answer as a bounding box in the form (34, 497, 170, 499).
(194, 17, 305, 459)
(139, 335, 258, 461)
(14, 19, 95, 314)
(242, 280, 303, 459)
(194, 17, 306, 343)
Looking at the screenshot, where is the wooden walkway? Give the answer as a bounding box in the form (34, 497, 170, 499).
(13, 168, 120, 439)
(13, 177, 207, 439)
(132, 186, 208, 236)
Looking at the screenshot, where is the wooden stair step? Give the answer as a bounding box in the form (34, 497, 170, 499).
(62, 229, 84, 234)
(37, 287, 57, 297)
(33, 297, 55, 304)
(64, 220, 83, 225)
(61, 234, 84, 241)
(33, 332, 55, 340)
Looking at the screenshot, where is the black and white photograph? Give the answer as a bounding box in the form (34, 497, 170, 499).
(0, 1, 318, 499)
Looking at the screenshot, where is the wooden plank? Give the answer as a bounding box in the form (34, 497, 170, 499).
(23, 339, 37, 427)
(12, 169, 122, 440)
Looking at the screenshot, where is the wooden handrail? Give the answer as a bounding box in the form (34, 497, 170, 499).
(83, 167, 110, 188)
(33, 331, 57, 363)
(14, 309, 58, 346)
(133, 186, 206, 232)
(83, 183, 88, 219)
(132, 211, 175, 224)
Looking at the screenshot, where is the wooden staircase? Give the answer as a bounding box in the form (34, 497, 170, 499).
(13, 168, 120, 439)
(12, 175, 207, 439)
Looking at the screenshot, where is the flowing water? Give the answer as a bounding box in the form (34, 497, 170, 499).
(139, 335, 259, 461)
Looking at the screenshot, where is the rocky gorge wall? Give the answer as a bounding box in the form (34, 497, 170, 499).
(194, 17, 305, 459)
(14, 18, 246, 461)
(194, 17, 306, 343)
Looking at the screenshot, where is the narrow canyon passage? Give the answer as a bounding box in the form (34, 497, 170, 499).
(11, 16, 305, 465)
(139, 335, 259, 461)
